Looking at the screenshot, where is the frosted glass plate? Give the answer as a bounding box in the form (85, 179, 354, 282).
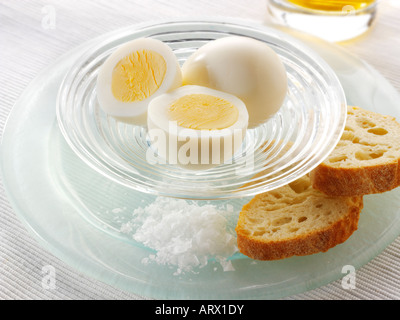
(2, 19, 400, 299)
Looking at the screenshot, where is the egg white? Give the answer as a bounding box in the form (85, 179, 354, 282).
(147, 85, 249, 170)
(96, 37, 182, 126)
(182, 36, 288, 128)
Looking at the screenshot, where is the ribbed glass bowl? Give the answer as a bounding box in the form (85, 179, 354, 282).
(56, 20, 346, 200)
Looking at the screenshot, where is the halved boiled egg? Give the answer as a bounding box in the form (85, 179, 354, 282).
(96, 38, 182, 125)
(182, 36, 287, 128)
(147, 85, 249, 170)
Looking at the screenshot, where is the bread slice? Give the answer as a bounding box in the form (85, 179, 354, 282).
(310, 106, 400, 196)
(235, 174, 363, 260)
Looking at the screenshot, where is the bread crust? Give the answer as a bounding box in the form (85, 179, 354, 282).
(236, 195, 363, 261)
(310, 160, 400, 196)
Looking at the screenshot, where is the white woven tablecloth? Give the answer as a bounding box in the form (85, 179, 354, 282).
(1, 0, 400, 300)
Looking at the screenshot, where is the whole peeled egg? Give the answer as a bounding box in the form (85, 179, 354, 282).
(147, 85, 249, 170)
(96, 38, 182, 126)
(182, 36, 287, 128)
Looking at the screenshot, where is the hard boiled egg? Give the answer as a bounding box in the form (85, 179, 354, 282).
(147, 85, 249, 170)
(182, 36, 287, 128)
(96, 38, 182, 126)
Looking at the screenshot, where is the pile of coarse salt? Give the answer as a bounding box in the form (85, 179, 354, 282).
(120, 197, 238, 275)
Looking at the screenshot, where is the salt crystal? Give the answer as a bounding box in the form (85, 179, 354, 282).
(218, 259, 235, 272)
(120, 222, 133, 234)
(120, 197, 238, 274)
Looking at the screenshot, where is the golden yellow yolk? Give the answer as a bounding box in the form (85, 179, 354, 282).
(111, 50, 166, 102)
(169, 94, 239, 130)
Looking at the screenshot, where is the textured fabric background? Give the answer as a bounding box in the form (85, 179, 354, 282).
(1, 0, 400, 300)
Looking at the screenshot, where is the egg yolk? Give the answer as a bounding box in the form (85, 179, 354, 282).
(169, 94, 239, 130)
(111, 50, 166, 102)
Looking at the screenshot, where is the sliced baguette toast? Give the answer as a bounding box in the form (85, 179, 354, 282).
(310, 106, 400, 196)
(235, 174, 363, 261)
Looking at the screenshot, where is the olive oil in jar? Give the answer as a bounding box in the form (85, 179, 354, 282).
(267, 0, 378, 41)
(287, 0, 376, 12)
